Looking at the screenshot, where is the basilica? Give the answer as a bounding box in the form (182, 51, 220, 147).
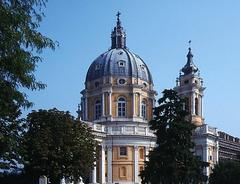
(78, 13, 239, 184)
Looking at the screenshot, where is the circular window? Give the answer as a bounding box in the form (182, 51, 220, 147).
(119, 79, 126, 85)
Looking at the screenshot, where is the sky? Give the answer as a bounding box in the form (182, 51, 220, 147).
(24, 0, 240, 137)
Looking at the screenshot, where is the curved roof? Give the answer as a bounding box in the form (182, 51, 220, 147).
(85, 48, 153, 84)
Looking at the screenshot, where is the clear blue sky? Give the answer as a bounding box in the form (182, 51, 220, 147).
(24, 0, 240, 137)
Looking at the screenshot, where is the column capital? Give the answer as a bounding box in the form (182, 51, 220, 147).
(145, 146, 150, 150)
(107, 145, 112, 151)
(134, 145, 138, 151)
(101, 144, 106, 150)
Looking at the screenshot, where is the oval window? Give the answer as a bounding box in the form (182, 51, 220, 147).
(119, 79, 126, 85)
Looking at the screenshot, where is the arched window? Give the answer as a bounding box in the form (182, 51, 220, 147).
(118, 97, 126, 117)
(141, 100, 147, 119)
(195, 98, 199, 115)
(95, 100, 102, 120)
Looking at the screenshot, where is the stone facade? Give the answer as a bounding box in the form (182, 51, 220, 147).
(218, 131, 240, 162)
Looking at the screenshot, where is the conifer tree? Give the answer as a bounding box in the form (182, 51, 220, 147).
(140, 89, 207, 184)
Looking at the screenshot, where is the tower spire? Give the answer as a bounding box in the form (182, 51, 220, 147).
(111, 12, 126, 49)
(181, 42, 198, 75)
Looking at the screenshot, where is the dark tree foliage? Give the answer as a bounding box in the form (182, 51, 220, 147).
(209, 161, 240, 184)
(140, 89, 207, 184)
(0, 0, 56, 171)
(0, 172, 36, 184)
(22, 109, 97, 184)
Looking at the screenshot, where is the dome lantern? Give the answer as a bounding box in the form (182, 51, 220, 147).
(111, 11, 126, 49)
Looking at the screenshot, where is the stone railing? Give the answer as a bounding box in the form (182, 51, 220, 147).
(86, 121, 155, 137)
(195, 124, 218, 136)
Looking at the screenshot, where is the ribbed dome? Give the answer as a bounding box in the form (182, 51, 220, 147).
(85, 48, 153, 84)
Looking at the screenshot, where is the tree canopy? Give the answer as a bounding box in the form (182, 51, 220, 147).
(140, 89, 207, 184)
(0, 0, 56, 171)
(209, 161, 240, 184)
(22, 109, 97, 184)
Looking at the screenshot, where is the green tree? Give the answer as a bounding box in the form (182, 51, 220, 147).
(22, 109, 97, 184)
(140, 89, 207, 184)
(209, 161, 240, 184)
(0, 0, 56, 171)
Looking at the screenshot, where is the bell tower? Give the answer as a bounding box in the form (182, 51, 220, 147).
(175, 46, 205, 126)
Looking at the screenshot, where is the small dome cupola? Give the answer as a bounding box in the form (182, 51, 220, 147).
(111, 12, 126, 49)
(181, 47, 199, 75)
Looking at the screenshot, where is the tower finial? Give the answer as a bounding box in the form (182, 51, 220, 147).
(181, 43, 199, 75)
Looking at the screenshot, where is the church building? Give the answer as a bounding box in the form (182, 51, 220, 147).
(79, 13, 219, 184)
(81, 13, 156, 184)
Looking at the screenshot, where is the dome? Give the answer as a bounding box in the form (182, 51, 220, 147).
(85, 12, 153, 85)
(85, 48, 153, 84)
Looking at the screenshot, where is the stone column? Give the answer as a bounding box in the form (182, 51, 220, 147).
(152, 98, 155, 108)
(100, 145, 106, 184)
(202, 145, 209, 176)
(191, 92, 195, 115)
(199, 96, 202, 117)
(132, 93, 136, 116)
(107, 145, 112, 183)
(216, 142, 219, 163)
(145, 146, 150, 161)
(92, 162, 97, 184)
(60, 178, 66, 184)
(39, 176, 47, 184)
(139, 94, 142, 117)
(134, 146, 139, 183)
(109, 92, 112, 116)
(82, 98, 85, 120)
(102, 93, 105, 116)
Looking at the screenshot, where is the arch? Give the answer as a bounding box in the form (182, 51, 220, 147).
(141, 100, 147, 119)
(95, 100, 102, 120)
(117, 97, 126, 117)
(195, 98, 199, 115)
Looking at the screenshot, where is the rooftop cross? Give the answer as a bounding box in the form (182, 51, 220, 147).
(188, 40, 192, 49)
(116, 11, 121, 20)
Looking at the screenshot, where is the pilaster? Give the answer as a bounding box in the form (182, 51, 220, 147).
(107, 145, 112, 183)
(134, 145, 139, 183)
